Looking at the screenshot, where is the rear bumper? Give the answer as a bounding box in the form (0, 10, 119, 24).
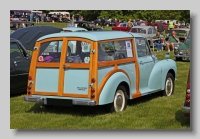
(182, 106, 190, 113)
(24, 96, 96, 106)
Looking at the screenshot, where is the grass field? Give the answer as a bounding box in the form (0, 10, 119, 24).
(10, 22, 190, 129)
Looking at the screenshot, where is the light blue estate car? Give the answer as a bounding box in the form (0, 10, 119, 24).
(24, 31, 177, 113)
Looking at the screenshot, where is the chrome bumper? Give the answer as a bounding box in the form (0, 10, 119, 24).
(24, 96, 44, 102)
(24, 96, 96, 106)
(182, 106, 190, 113)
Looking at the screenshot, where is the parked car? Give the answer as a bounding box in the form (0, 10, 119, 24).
(112, 22, 133, 32)
(182, 68, 190, 118)
(129, 26, 164, 47)
(62, 27, 88, 32)
(11, 14, 28, 21)
(10, 20, 34, 31)
(74, 21, 103, 31)
(24, 31, 177, 113)
(94, 18, 111, 26)
(174, 30, 190, 61)
(10, 26, 62, 95)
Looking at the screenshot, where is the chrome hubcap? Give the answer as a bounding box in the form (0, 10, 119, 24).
(114, 90, 125, 112)
(165, 77, 173, 96)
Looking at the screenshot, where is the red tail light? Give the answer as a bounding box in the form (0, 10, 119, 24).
(186, 94, 190, 99)
(91, 87, 95, 93)
(187, 83, 190, 89)
(91, 93, 95, 98)
(28, 76, 32, 80)
(91, 78, 96, 83)
(186, 99, 190, 107)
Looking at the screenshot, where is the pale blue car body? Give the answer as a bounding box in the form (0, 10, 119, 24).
(26, 31, 177, 107)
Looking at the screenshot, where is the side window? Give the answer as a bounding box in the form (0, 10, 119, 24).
(148, 28, 152, 34)
(66, 40, 91, 63)
(98, 40, 133, 61)
(135, 38, 151, 57)
(98, 42, 114, 61)
(152, 28, 156, 34)
(10, 42, 22, 59)
(38, 40, 63, 62)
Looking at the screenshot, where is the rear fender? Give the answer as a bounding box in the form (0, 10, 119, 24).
(98, 72, 130, 105)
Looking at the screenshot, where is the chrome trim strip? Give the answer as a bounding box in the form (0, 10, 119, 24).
(182, 106, 190, 113)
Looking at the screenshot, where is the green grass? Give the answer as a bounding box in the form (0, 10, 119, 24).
(10, 22, 190, 129)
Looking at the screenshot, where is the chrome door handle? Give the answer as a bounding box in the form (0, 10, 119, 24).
(140, 61, 143, 65)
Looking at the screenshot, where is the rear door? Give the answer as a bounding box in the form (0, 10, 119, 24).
(31, 38, 94, 98)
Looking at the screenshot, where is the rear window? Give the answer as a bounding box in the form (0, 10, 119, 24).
(38, 40, 91, 63)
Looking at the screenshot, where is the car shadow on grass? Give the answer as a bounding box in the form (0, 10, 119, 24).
(175, 110, 190, 127)
(25, 92, 162, 117)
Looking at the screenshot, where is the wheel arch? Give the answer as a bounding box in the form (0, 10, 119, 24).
(98, 72, 130, 105)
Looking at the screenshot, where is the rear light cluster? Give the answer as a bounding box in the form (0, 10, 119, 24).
(91, 78, 96, 98)
(27, 75, 32, 95)
(185, 83, 190, 107)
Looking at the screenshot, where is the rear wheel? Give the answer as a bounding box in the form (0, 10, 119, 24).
(175, 57, 181, 61)
(106, 86, 128, 112)
(162, 73, 174, 96)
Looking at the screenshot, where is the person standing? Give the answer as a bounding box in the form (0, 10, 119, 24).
(71, 14, 74, 25)
(29, 12, 34, 26)
(101, 17, 105, 29)
(35, 13, 39, 24)
(127, 19, 133, 31)
(168, 20, 174, 30)
(157, 20, 164, 35)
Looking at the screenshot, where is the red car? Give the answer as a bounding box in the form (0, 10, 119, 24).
(112, 22, 132, 32)
(147, 22, 178, 29)
(182, 68, 190, 118)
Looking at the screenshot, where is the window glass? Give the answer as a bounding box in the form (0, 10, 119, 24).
(66, 40, 91, 63)
(10, 42, 22, 59)
(135, 38, 151, 57)
(38, 40, 63, 62)
(148, 28, 152, 34)
(98, 40, 133, 61)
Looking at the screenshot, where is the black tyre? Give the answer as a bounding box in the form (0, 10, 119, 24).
(106, 86, 128, 112)
(175, 57, 181, 61)
(162, 73, 174, 96)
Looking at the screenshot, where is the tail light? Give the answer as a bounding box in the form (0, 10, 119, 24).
(91, 78, 96, 83)
(28, 75, 32, 80)
(27, 75, 33, 95)
(91, 78, 96, 98)
(184, 69, 190, 107)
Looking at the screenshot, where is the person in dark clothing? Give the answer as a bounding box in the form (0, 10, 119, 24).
(101, 18, 105, 29)
(157, 20, 164, 34)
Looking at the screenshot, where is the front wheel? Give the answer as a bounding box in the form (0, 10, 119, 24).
(106, 86, 128, 112)
(162, 73, 174, 96)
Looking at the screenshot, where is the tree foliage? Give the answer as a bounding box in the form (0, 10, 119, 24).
(40, 10, 190, 23)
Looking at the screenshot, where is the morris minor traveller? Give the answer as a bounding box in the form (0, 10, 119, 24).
(24, 31, 177, 112)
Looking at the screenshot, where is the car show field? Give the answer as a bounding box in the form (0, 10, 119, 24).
(10, 22, 190, 129)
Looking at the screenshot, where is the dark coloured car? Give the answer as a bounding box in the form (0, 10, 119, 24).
(10, 20, 34, 32)
(174, 30, 190, 61)
(182, 68, 190, 118)
(10, 26, 62, 95)
(94, 18, 111, 26)
(74, 21, 103, 31)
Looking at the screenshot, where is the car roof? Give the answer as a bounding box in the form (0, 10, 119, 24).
(62, 27, 88, 31)
(171, 28, 190, 31)
(37, 31, 143, 41)
(10, 26, 62, 50)
(131, 26, 154, 29)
